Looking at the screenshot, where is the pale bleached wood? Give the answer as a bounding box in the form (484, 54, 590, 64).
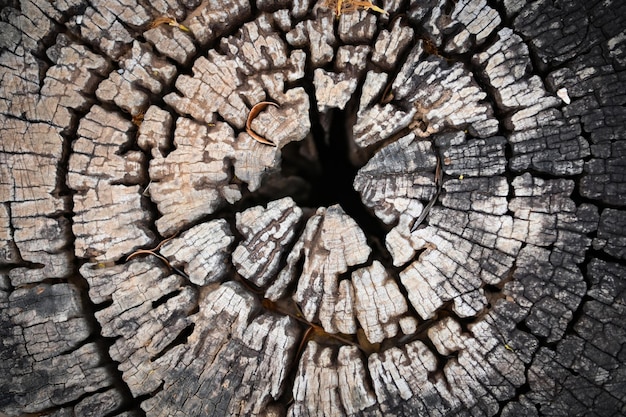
(185, 0, 252, 46)
(371, 18, 414, 70)
(144, 25, 197, 66)
(292, 205, 371, 334)
(166, 14, 309, 133)
(287, 9, 335, 66)
(68, 105, 153, 262)
(160, 220, 234, 286)
(368, 339, 460, 415)
(147, 119, 278, 236)
(351, 261, 409, 344)
(96, 41, 177, 117)
(289, 342, 380, 417)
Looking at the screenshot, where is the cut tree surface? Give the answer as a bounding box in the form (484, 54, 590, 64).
(1, 0, 625, 416)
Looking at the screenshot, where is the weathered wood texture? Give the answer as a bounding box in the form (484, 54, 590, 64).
(1, 0, 625, 416)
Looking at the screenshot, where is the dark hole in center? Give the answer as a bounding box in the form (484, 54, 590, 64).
(282, 108, 390, 250)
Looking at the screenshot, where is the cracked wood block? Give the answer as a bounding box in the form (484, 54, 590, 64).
(354, 40, 499, 149)
(290, 205, 372, 335)
(68, 105, 153, 262)
(354, 132, 438, 225)
(290, 342, 378, 417)
(233, 197, 303, 287)
(147, 118, 278, 235)
(140, 282, 300, 416)
(2, 0, 626, 416)
(96, 41, 177, 117)
(0, 119, 73, 284)
(160, 219, 234, 286)
(351, 261, 408, 344)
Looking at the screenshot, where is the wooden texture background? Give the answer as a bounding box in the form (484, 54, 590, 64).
(1, 0, 625, 416)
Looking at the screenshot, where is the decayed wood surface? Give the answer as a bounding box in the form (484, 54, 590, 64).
(1, 0, 625, 416)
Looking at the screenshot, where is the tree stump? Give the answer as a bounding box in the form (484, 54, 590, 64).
(1, 0, 625, 416)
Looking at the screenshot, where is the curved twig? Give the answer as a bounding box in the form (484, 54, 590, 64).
(246, 101, 279, 146)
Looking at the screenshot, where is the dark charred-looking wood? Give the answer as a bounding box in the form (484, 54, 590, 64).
(2, 0, 625, 416)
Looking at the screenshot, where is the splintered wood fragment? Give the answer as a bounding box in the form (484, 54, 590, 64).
(292, 206, 371, 335)
(246, 101, 279, 146)
(232, 198, 303, 288)
(351, 261, 409, 344)
(159, 220, 234, 286)
(411, 156, 443, 232)
(289, 342, 377, 416)
(138, 283, 300, 416)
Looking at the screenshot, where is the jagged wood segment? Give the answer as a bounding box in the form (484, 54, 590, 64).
(0, 30, 110, 280)
(68, 105, 153, 262)
(140, 282, 300, 417)
(287, 9, 336, 67)
(354, 40, 498, 149)
(96, 41, 177, 117)
(371, 17, 414, 70)
(407, 0, 500, 53)
(338, 9, 378, 44)
(147, 118, 278, 236)
(313, 46, 370, 113)
(294, 205, 371, 334)
(232, 197, 303, 287)
(289, 342, 379, 417)
(537, 259, 626, 414)
(448, 317, 526, 414)
(166, 13, 310, 145)
(0, 1, 76, 120)
(399, 207, 519, 319)
(137, 105, 173, 158)
(41, 34, 112, 128)
(369, 339, 460, 415)
(160, 219, 235, 286)
(86, 268, 301, 416)
(354, 132, 438, 225)
(370, 312, 528, 416)
(351, 261, 409, 344)
(143, 22, 197, 66)
(185, 0, 252, 46)
(73, 0, 152, 60)
(390, 42, 499, 138)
